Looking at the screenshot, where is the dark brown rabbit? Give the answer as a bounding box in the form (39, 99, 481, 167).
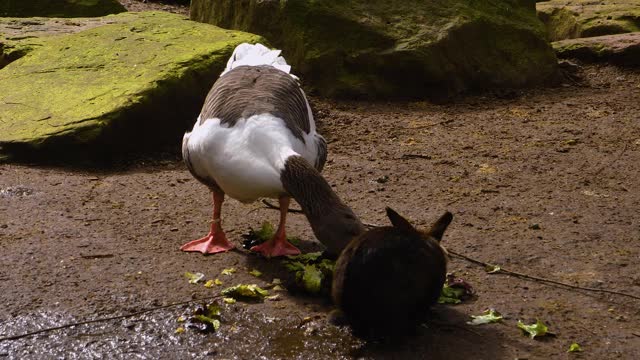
(331, 208, 452, 338)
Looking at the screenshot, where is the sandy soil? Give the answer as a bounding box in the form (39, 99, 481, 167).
(1, 1, 639, 359)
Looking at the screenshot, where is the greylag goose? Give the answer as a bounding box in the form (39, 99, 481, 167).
(181, 43, 364, 258)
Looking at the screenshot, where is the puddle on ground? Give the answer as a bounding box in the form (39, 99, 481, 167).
(0, 305, 365, 360)
(0, 304, 500, 359)
(0, 186, 34, 198)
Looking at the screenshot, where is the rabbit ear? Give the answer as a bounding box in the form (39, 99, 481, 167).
(427, 212, 453, 242)
(385, 207, 415, 232)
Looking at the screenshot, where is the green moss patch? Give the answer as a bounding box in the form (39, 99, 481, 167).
(0, 11, 264, 161)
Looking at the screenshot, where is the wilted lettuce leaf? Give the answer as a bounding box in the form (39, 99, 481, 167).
(517, 319, 549, 339)
(283, 261, 305, 272)
(446, 273, 475, 295)
(287, 252, 323, 263)
(249, 269, 262, 277)
(221, 268, 236, 276)
(205, 303, 221, 316)
(485, 264, 501, 274)
(438, 273, 474, 304)
(282, 252, 334, 295)
(221, 284, 269, 299)
(186, 303, 222, 333)
(302, 265, 323, 294)
(568, 343, 583, 352)
(242, 222, 301, 248)
(248, 222, 275, 244)
(193, 315, 221, 331)
(317, 259, 336, 275)
(467, 309, 503, 325)
(438, 284, 465, 304)
(185, 272, 205, 284)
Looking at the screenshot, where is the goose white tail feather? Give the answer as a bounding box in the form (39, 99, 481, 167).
(222, 43, 298, 79)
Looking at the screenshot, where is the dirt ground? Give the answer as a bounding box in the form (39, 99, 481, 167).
(1, 2, 640, 359)
(1, 62, 639, 359)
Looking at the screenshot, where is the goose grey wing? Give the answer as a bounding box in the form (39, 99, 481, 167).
(199, 65, 311, 143)
(315, 134, 327, 172)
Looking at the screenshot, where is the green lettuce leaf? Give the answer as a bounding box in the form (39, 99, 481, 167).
(467, 309, 503, 325)
(438, 284, 465, 304)
(302, 265, 323, 294)
(568, 343, 583, 353)
(184, 272, 205, 284)
(517, 319, 549, 339)
(221, 284, 268, 299)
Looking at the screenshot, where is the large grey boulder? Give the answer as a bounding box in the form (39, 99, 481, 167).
(191, 0, 558, 99)
(0, 12, 263, 161)
(553, 32, 640, 66)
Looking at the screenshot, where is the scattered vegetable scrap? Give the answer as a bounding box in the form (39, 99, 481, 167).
(221, 284, 269, 300)
(485, 264, 502, 274)
(302, 265, 323, 293)
(204, 280, 215, 288)
(242, 222, 302, 249)
(242, 221, 274, 248)
(518, 319, 553, 339)
(214, 278, 223, 285)
(249, 269, 262, 277)
(271, 278, 285, 291)
(185, 272, 205, 284)
(568, 343, 583, 353)
(185, 303, 222, 333)
(438, 284, 465, 304)
(287, 252, 322, 263)
(223, 297, 237, 304)
(282, 252, 335, 294)
(467, 309, 503, 325)
(221, 268, 236, 276)
(438, 273, 474, 304)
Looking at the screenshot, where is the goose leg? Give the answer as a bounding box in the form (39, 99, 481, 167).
(250, 196, 301, 258)
(181, 190, 235, 254)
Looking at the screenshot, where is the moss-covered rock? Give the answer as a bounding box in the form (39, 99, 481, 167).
(191, 0, 558, 99)
(553, 32, 640, 66)
(0, 11, 264, 161)
(0, 16, 125, 69)
(537, 6, 580, 41)
(537, 0, 640, 41)
(0, 0, 126, 18)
